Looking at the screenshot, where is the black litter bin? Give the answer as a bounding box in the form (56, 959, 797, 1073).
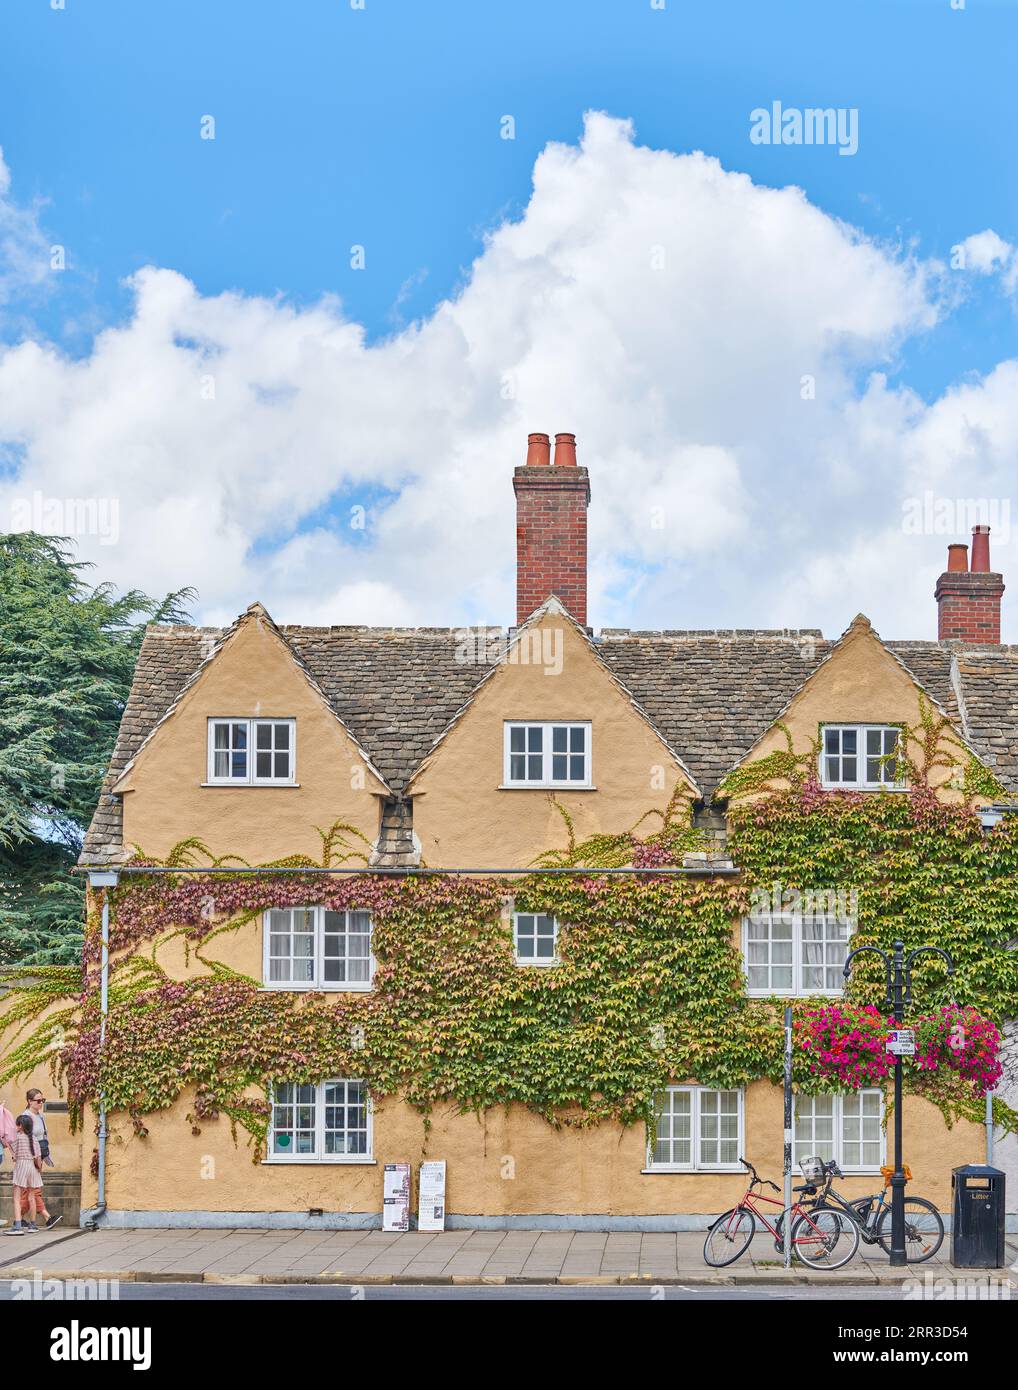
(951, 1164, 1005, 1268)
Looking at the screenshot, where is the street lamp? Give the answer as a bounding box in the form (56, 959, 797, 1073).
(842, 939, 953, 1267)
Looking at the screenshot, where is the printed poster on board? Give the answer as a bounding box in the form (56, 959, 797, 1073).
(418, 1160, 447, 1232)
(382, 1162, 411, 1232)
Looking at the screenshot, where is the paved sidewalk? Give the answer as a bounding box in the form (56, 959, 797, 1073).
(1, 1227, 1016, 1286)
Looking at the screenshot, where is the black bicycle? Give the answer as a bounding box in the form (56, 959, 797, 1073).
(777, 1158, 945, 1263)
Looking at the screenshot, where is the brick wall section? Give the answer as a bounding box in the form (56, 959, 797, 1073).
(935, 571, 1005, 642)
(513, 465, 591, 625)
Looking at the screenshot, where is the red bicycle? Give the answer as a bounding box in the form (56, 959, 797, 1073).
(703, 1157, 860, 1270)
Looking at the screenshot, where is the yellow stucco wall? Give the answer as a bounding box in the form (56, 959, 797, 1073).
(728, 617, 972, 803)
(60, 607, 992, 1220)
(409, 610, 696, 869)
(116, 610, 387, 864)
(77, 1084, 980, 1218)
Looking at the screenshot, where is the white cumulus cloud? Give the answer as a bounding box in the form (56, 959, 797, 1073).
(1, 113, 1015, 640)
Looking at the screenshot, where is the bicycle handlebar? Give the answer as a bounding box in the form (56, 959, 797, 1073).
(740, 1157, 780, 1192)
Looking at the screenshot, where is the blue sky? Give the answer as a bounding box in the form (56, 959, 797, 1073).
(1, 0, 1017, 637)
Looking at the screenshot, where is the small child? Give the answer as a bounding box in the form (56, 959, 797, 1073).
(4, 1113, 56, 1235)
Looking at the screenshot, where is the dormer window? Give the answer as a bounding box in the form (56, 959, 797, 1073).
(820, 725, 903, 790)
(207, 718, 296, 784)
(503, 721, 591, 788)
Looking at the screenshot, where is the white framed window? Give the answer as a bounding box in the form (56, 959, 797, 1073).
(263, 908, 374, 991)
(820, 724, 903, 790)
(504, 721, 592, 788)
(266, 1079, 372, 1163)
(513, 912, 559, 965)
(207, 717, 296, 784)
(794, 1091, 885, 1173)
(647, 1086, 744, 1172)
(742, 913, 852, 996)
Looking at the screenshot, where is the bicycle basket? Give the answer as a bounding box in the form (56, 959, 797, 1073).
(799, 1156, 825, 1183)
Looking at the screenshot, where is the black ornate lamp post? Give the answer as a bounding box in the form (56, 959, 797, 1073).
(842, 939, 954, 1267)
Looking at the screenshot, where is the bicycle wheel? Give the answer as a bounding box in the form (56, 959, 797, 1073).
(704, 1207, 755, 1267)
(791, 1207, 860, 1270)
(875, 1196, 945, 1263)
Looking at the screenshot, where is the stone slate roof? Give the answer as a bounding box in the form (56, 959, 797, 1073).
(79, 619, 1018, 866)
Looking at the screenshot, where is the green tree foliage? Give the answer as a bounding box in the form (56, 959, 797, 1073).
(0, 533, 194, 964)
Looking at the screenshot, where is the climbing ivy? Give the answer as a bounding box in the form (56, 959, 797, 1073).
(2, 726, 1016, 1159)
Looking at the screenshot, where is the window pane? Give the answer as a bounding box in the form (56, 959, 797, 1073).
(527, 727, 543, 752)
(842, 730, 856, 753)
(256, 751, 272, 778)
(510, 727, 525, 753)
(273, 751, 289, 779)
(653, 1089, 692, 1167)
(256, 723, 273, 750)
(271, 1081, 315, 1157)
(842, 756, 857, 781)
(569, 726, 585, 752)
(214, 750, 229, 778)
(527, 754, 542, 780)
(824, 728, 839, 754)
(322, 910, 372, 986)
(569, 754, 585, 780)
(510, 754, 526, 781)
(552, 727, 568, 752)
(274, 722, 290, 750)
(552, 754, 567, 781)
(214, 723, 230, 750)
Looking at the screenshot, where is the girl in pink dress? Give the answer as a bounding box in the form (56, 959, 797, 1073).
(5, 1114, 53, 1234)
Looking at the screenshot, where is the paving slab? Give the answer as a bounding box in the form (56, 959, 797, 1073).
(7, 1225, 1014, 1287)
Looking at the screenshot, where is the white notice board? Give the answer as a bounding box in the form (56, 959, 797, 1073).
(382, 1162, 411, 1232)
(418, 1160, 447, 1232)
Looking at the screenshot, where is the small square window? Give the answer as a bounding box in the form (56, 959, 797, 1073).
(513, 912, 559, 965)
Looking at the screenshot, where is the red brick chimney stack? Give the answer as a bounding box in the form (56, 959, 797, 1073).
(513, 430, 590, 626)
(935, 526, 1005, 642)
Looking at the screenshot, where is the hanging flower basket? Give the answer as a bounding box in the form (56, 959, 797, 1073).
(795, 1004, 893, 1089)
(913, 1004, 1003, 1096)
(796, 1001, 1003, 1099)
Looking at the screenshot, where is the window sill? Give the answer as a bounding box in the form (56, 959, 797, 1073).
(641, 1167, 745, 1176)
(258, 985, 374, 994)
(262, 1157, 377, 1166)
(201, 782, 301, 789)
(514, 959, 560, 968)
(498, 784, 597, 792)
(819, 784, 906, 794)
(744, 990, 845, 1000)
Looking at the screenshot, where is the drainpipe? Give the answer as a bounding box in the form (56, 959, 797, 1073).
(986, 1093, 995, 1166)
(83, 870, 118, 1227)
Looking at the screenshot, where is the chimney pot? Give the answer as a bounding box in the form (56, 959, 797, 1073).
(971, 525, 991, 573)
(553, 433, 577, 468)
(947, 543, 969, 573)
(525, 433, 551, 468)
